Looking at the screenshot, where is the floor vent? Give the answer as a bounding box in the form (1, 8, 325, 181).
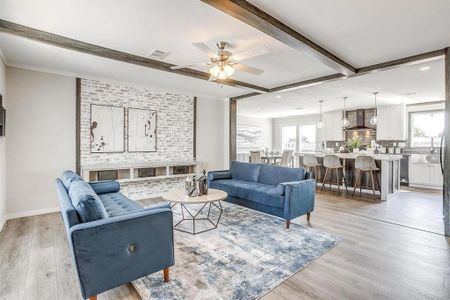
(147, 49, 169, 60)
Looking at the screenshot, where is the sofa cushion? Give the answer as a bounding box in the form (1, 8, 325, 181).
(230, 161, 261, 183)
(98, 192, 143, 217)
(61, 170, 83, 190)
(211, 179, 284, 208)
(258, 164, 305, 186)
(89, 180, 121, 195)
(68, 180, 108, 222)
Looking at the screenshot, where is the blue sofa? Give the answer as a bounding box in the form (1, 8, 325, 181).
(208, 161, 315, 228)
(55, 171, 174, 300)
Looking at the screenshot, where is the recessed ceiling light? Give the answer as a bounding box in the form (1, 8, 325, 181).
(419, 66, 430, 71)
(276, 95, 282, 99)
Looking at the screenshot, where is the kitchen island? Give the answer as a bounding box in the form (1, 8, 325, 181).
(296, 152, 402, 201)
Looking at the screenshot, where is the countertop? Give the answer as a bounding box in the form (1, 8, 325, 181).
(295, 152, 403, 161)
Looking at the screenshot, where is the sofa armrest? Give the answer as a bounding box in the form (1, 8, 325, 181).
(89, 180, 121, 194)
(68, 205, 174, 299)
(281, 179, 316, 220)
(208, 170, 232, 182)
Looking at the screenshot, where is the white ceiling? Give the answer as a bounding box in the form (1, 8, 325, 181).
(238, 59, 445, 118)
(0, 0, 335, 91)
(0, 0, 448, 103)
(249, 0, 450, 67)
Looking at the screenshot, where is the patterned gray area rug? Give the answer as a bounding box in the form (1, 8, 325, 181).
(132, 201, 341, 300)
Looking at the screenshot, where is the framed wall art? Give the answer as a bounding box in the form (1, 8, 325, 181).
(90, 104, 125, 153)
(128, 108, 157, 152)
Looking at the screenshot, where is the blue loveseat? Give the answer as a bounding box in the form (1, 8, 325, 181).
(208, 161, 315, 228)
(55, 171, 174, 300)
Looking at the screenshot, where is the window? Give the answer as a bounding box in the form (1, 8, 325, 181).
(299, 124, 316, 152)
(409, 110, 444, 148)
(281, 126, 297, 151)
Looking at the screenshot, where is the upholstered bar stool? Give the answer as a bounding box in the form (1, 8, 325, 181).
(352, 155, 380, 198)
(249, 150, 262, 163)
(303, 154, 321, 186)
(321, 154, 348, 194)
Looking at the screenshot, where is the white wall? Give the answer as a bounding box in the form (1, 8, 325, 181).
(237, 115, 273, 150)
(6, 67, 76, 216)
(0, 53, 6, 229)
(4, 67, 228, 217)
(272, 113, 323, 150)
(196, 98, 228, 171)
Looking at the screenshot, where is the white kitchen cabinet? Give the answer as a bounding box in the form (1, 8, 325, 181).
(376, 104, 406, 140)
(429, 164, 443, 187)
(409, 154, 443, 189)
(322, 110, 344, 141)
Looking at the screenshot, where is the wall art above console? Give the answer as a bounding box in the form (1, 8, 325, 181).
(90, 104, 125, 153)
(77, 78, 195, 199)
(128, 107, 157, 152)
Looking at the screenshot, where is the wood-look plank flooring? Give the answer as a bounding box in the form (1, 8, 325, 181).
(0, 189, 448, 300)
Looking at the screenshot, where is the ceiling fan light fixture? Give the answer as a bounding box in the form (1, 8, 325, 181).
(209, 65, 220, 77)
(223, 64, 235, 76)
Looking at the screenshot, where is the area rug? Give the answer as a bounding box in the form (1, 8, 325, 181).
(132, 201, 341, 300)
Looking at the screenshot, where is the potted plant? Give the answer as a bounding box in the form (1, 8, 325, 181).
(347, 136, 362, 153)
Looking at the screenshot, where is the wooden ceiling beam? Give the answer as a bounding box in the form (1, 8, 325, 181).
(0, 19, 269, 93)
(201, 0, 356, 76)
(231, 49, 446, 100)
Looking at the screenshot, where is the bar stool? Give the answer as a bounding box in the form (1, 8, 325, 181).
(352, 156, 380, 198)
(303, 154, 321, 186)
(321, 154, 348, 194)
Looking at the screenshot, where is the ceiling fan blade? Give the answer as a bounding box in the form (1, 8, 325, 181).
(232, 45, 269, 61)
(234, 63, 264, 75)
(170, 62, 208, 70)
(192, 42, 217, 57)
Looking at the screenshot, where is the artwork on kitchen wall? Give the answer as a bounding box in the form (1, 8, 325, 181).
(237, 125, 262, 148)
(128, 108, 157, 152)
(90, 104, 125, 153)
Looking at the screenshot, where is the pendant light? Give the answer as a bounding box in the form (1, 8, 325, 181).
(342, 96, 350, 128)
(317, 100, 324, 128)
(370, 92, 378, 126)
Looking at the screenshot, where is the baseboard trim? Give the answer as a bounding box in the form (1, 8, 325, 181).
(6, 206, 60, 221)
(0, 215, 7, 233)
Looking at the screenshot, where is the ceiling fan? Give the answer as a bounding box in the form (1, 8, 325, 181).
(170, 41, 268, 80)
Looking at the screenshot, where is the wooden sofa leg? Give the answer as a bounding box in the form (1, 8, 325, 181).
(163, 267, 170, 282)
(286, 220, 290, 229)
(307, 212, 311, 222)
(88, 296, 97, 300)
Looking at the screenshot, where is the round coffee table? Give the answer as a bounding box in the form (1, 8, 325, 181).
(162, 188, 227, 235)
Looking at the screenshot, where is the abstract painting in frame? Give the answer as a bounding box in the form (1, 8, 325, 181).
(90, 104, 125, 153)
(237, 125, 262, 148)
(128, 108, 157, 152)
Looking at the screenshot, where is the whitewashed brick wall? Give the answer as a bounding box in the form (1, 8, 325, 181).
(80, 79, 194, 199)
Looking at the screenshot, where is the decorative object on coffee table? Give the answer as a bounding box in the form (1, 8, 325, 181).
(198, 169, 208, 196)
(162, 188, 227, 234)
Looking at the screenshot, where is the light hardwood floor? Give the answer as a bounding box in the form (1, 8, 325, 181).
(0, 189, 448, 300)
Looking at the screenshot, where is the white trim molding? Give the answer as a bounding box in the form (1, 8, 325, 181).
(0, 215, 7, 233)
(6, 206, 60, 221)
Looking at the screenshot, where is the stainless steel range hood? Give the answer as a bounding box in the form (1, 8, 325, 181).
(345, 109, 375, 130)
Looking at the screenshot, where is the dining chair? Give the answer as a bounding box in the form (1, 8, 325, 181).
(249, 150, 262, 163)
(280, 150, 293, 167)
